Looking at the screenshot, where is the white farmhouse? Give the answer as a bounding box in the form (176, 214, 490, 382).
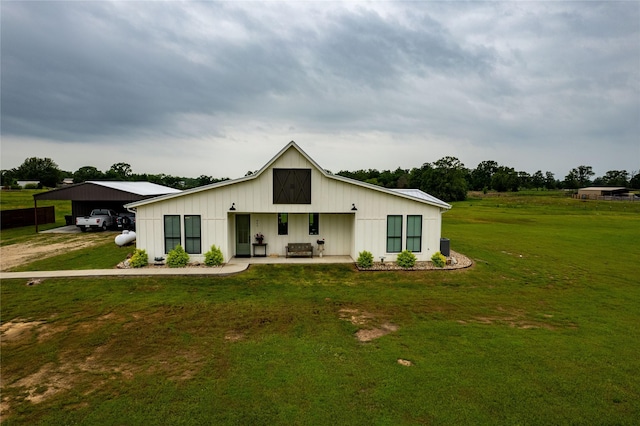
(125, 142, 451, 262)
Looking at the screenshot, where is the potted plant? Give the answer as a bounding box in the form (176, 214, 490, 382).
(255, 232, 264, 244)
(317, 238, 325, 257)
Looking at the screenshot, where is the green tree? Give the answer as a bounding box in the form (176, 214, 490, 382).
(491, 166, 519, 192)
(518, 171, 532, 189)
(106, 162, 133, 180)
(532, 170, 545, 190)
(422, 157, 468, 202)
(198, 175, 215, 186)
(565, 165, 594, 188)
(563, 169, 579, 189)
(14, 157, 62, 187)
(1, 169, 17, 187)
(577, 165, 595, 187)
(544, 171, 557, 190)
(600, 170, 629, 187)
(377, 167, 410, 188)
(469, 160, 498, 191)
(630, 171, 640, 189)
(73, 166, 104, 182)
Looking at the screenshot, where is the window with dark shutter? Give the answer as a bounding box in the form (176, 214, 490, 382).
(184, 215, 201, 254)
(164, 215, 181, 253)
(406, 215, 422, 252)
(387, 215, 402, 253)
(273, 169, 311, 204)
(278, 213, 288, 235)
(309, 213, 319, 235)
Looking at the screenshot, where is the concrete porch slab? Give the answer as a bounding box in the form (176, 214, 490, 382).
(228, 255, 354, 265)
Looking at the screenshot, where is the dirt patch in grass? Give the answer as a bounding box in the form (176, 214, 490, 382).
(457, 307, 568, 330)
(1, 313, 208, 417)
(0, 320, 46, 342)
(355, 323, 399, 342)
(224, 330, 245, 341)
(339, 308, 399, 342)
(0, 233, 112, 271)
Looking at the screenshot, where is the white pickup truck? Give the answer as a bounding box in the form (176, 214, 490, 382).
(76, 209, 119, 232)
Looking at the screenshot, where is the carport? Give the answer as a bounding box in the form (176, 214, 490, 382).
(33, 181, 181, 231)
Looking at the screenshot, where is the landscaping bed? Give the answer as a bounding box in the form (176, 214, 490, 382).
(356, 250, 473, 271)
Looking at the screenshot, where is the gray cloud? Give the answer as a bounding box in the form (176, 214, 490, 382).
(1, 1, 638, 178)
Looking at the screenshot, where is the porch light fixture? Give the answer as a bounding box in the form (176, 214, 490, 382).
(351, 204, 357, 211)
(229, 203, 236, 211)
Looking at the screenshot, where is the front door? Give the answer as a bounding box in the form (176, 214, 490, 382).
(235, 214, 251, 257)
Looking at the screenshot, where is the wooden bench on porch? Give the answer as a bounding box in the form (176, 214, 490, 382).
(285, 243, 314, 258)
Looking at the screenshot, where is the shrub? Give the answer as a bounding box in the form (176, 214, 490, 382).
(166, 245, 189, 268)
(129, 249, 148, 268)
(204, 244, 224, 266)
(431, 251, 447, 268)
(356, 250, 374, 268)
(396, 250, 417, 268)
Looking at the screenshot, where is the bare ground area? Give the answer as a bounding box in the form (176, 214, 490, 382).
(0, 312, 206, 418)
(1, 306, 406, 417)
(0, 233, 113, 271)
(338, 308, 400, 342)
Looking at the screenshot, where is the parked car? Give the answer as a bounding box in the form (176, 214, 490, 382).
(117, 212, 136, 230)
(75, 209, 118, 232)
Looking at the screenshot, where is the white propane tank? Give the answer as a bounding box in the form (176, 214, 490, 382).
(115, 230, 136, 246)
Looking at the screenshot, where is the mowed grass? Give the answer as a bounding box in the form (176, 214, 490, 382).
(1, 189, 72, 246)
(2, 192, 639, 425)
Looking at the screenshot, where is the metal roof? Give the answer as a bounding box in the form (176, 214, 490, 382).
(86, 181, 182, 196)
(390, 189, 452, 209)
(34, 181, 181, 201)
(578, 187, 627, 191)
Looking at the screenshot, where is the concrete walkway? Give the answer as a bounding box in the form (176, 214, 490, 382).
(0, 263, 249, 280)
(0, 256, 355, 280)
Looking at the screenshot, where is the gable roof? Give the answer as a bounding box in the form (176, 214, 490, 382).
(125, 141, 451, 210)
(34, 181, 181, 201)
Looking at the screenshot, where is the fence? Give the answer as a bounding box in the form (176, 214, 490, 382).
(573, 194, 639, 201)
(1, 206, 55, 229)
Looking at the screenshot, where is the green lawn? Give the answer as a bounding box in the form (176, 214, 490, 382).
(1, 189, 72, 245)
(2, 192, 639, 425)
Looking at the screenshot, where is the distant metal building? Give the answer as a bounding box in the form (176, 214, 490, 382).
(33, 181, 181, 229)
(577, 187, 628, 200)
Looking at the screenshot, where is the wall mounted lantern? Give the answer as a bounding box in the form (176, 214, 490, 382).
(351, 204, 358, 211)
(229, 203, 236, 211)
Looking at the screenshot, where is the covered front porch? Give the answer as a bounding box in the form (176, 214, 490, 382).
(228, 212, 355, 259)
(228, 255, 354, 265)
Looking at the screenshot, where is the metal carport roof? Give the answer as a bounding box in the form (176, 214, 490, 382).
(33, 181, 180, 231)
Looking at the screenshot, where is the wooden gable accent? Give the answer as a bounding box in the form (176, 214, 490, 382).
(273, 168, 311, 204)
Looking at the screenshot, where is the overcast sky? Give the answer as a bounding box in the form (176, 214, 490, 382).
(2, 1, 638, 180)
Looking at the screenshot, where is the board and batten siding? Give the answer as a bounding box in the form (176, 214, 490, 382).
(134, 144, 446, 262)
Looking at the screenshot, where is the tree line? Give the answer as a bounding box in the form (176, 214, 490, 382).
(2, 156, 638, 202)
(337, 160, 638, 201)
(0, 158, 229, 190)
